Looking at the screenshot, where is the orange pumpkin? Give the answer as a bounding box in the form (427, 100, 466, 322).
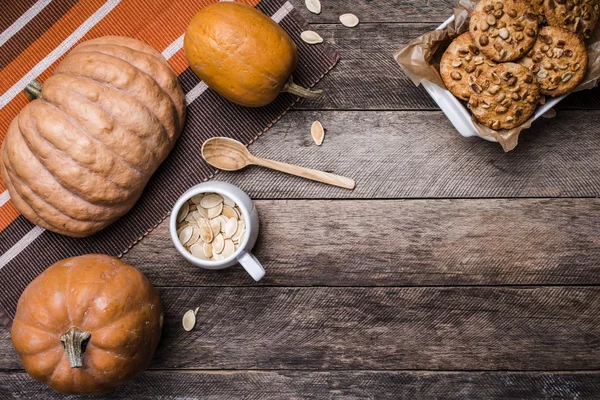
(0, 36, 186, 238)
(10, 255, 163, 395)
(184, 2, 322, 107)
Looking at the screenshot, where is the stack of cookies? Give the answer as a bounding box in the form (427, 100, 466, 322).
(440, 0, 596, 130)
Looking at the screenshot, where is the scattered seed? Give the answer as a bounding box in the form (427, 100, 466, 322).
(305, 0, 321, 14)
(311, 121, 325, 145)
(301, 30, 324, 44)
(182, 309, 196, 331)
(339, 13, 359, 27)
(542, 108, 557, 118)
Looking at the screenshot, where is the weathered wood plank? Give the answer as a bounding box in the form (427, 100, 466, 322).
(2, 287, 600, 370)
(290, 23, 600, 111)
(118, 199, 600, 287)
(2, 370, 600, 399)
(216, 110, 600, 198)
(291, 0, 456, 24)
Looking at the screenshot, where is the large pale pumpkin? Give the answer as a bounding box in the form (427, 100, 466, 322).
(184, 2, 322, 107)
(11, 254, 163, 395)
(0, 36, 186, 237)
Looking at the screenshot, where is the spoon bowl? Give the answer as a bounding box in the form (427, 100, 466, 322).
(202, 137, 252, 171)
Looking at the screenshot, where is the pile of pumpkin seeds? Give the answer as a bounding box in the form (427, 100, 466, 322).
(176, 193, 246, 261)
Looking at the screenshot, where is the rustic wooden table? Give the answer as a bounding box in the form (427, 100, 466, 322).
(2, 0, 600, 398)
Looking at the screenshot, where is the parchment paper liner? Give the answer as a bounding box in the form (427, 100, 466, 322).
(393, 0, 600, 151)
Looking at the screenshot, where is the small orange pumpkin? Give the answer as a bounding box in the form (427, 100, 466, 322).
(10, 255, 163, 395)
(184, 2, 322, 107)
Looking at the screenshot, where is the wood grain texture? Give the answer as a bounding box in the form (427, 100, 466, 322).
(2, 286, 600, 370)
(1, 370, 600, 399)
(117, 199, 600, 287)
(289, 23, 600, 111)
(216, 110, 600, 198)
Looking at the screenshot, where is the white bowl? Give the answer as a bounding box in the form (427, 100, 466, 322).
(169, 181, 265, 281)
(421, 15, 566, 142)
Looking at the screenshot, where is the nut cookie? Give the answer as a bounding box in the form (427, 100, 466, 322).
(544, 0, 599, 39)
(470, 0, 539, 61)
(519, 26, 588, 96)
(440, 33, 497, 100)
(468, 63, 541, 130)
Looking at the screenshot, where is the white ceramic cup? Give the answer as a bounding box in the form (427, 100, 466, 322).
(170, 181, 265, 281)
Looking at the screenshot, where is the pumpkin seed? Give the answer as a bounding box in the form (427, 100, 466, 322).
(301, 30, 323, 44)
(177, 202, 189, 223)
(204, 242, 213, 258)
(339, 13, 359, 27)
(178, 226, 193, 245)
(197, 206, 209, 219)
(311, 121, 325, 145)
(210, 219, 221, 238)
(213, 233, 225, 254)
(194, 307, 199, 315)
(190, 194, 204, 205)
(224, 218, 238, 239)
(200, 193, 223, 209)
(232, 220, 246, 242)
(182, 309, 196, 331)
(199, 219, 213, 243)
(185, 226, 201, 246)
(207, 203, 223, 219)
(222, 205, 238, 219)
(190, 243, 207, 259)
(222, 195, 235, 207)
(221, 239, 235, 258)
(305, 0, 321, 14)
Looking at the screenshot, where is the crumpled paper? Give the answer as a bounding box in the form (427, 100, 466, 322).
(393, 0, 600, 151)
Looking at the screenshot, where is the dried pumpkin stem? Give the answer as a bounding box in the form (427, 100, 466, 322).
(24, 80, 43, 100)
(282, 76, 323, 99)
(60, 327, 91, 368)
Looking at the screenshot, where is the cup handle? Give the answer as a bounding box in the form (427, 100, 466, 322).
(237, 252, 265, 282)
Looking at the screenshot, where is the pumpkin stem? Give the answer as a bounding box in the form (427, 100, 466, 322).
(282, 76, 323, 100)
(24, 80, 43, 100)
(60, 327, 91, 368)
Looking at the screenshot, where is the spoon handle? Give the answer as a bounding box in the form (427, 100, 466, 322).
(250, 156, 355, 190)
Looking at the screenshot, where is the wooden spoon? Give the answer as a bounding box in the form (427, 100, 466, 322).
(202, 137, 355, 190)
